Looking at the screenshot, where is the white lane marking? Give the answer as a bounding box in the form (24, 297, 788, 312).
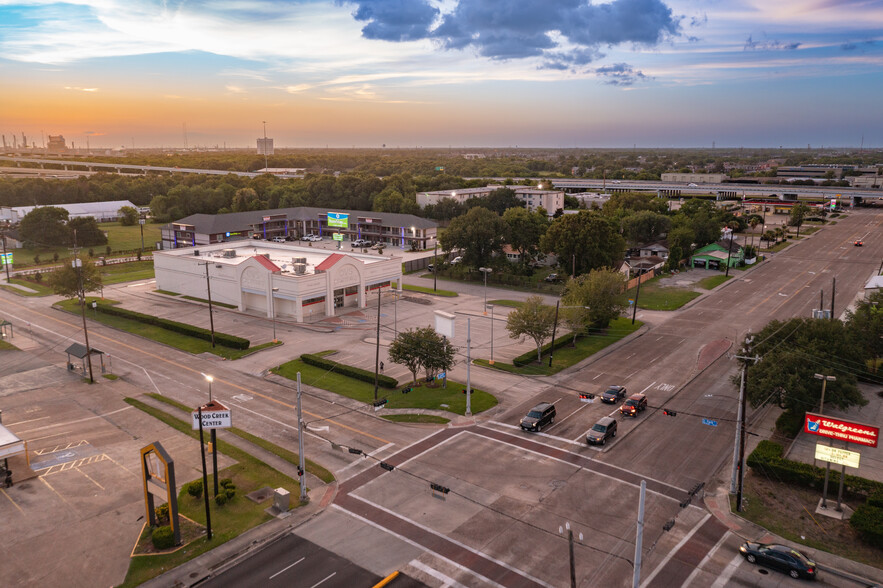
(408, 560, 468, 588)
(681, 531, 730, 587)
(592, 373, 602, 380)
(553, 401, 593, 427)
(639, 513, 711, 588)
(331, 505, 509, 588)
(627, 353, 636, 359)
(4, 416, 50, 427)
(310, 572, 336, 588)
(337, 442, 397, 478)
(346, 495, 555, 588)
(650, 355, 662, 363)
(490, 420, 585, 447)
(16, 407, 132, 435)
(710, 553, 744, 588)
(640, 381, 657, 394)
(268, 556, 304, 579)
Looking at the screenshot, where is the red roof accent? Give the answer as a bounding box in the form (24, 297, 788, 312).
(315, 253, 346, 272)
(252, 255, 281, 272)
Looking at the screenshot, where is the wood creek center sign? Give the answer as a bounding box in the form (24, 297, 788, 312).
(191, 400, 232, 430)
(803, 413, 878, 448)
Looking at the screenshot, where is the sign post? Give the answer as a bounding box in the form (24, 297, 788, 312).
(192, 401, 232, 498)
(804, 413, 877, 511)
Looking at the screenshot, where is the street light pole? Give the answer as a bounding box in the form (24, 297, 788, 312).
(204, 374, 218, 497)
(479, 267, 492, 314)
(199, 262, 216, 348)
(559, 522, 582, 588)
(814, 373, 836, 509)
(487, 304, 495, 365)
(271, 287, 279, 342)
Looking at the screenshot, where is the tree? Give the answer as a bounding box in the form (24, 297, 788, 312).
(738, 318, 866, 433)
(439, 207, 506, 268)
(388, 327, 457, 385)
(68, 217, 108, 247)
(845, 291, 883, 373)
(19, 206, 70, 247)
(505, 296, 556, 361)
(47, 257, 103, 299)
(789, 203, 811, 237)
(540, 210, 624, 277)
(118, 205, 139, 226)
(466, 187, 524, 215)
(666, 223, 694, 270)
(620, 210, 671, 245)
(503, 207, 548, 267)
(747, 215, 762, 248)
(562, 268, 627, 329)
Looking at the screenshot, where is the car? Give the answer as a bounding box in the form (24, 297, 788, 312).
(544, 273, 561, 283)
(520, 402, 556, 432)
(601, 385, 627, 404)
(451, 256, 463, 265)
(739, 542, 817, 580)
(272, 237, 287, 243)
(854, 240, 863, 247)
(586, 417, 617, 445)
(371, 242, 384, 250)
(427, 264, 435, 272)
(687, 182, 698, 187)
(351, 239, 369, 247)
(301, 234, 320, 241)
(620, 393, 647, 417)
(612, 180, 621, 184)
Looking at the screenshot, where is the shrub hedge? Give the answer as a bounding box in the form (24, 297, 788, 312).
(151, 525, 176, 549)
(868, 491, 883, 508)
(850, 505, 883, 549)
(747, 440, 883, 499)
(95, 303, 249, 349)
(300, 353, 397, 388)
(186, 480, 203, 498)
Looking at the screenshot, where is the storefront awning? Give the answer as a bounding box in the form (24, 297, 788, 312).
(0, 424, 26, 460)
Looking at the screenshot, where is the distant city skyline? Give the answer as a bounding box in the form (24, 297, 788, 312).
(2, 0, 882, 149)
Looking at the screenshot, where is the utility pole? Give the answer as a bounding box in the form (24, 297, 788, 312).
(297, 372, 307, 503)
(433, 242, 438, 292)
(197, 406, 212, 540)
(198, 262, 216, 347)
(830, 277, 836, 320)
(72, 231, 95, 383)
(1, 231, 10, 282)
(631, 269, 642, 325)
(633, 480, 646, 588)
(734, 336, 759, 512)
(724, 230, 734, 278)
(373, 287, 381, 401)
(548, 300, 560, 367)
(466, 317, 472, 416)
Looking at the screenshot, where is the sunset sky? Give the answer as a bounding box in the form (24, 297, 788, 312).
(1, 0, 882, 149)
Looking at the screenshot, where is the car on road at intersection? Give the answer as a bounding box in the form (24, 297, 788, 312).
(739, 542, 817, 580)
(854, 239, 863, 247)
(601, 385, 627, 404)
(586, 417, 617, 445)
(520, 402, 556, 432)
(620, 393, 647, 417)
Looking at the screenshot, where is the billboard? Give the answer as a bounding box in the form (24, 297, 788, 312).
(327, 212, 349, 228)
(804, 413, 878, 447)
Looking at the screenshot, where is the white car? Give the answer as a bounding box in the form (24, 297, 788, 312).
(451, 256, 463, 264)
(687, 183, 698, 187)
(272, 237, 287, 243)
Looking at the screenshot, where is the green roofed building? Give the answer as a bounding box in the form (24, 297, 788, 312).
(690, 240, 744, 270)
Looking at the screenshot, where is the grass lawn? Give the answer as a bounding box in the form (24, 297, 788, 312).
(99, 260, 155, 284)
(54, 297, 279, 360)
(760, 240, 793, 253)
(0, 278, 55, 296)
(487, 299, 524, 308)
(622, 277, 702, 310)
(271, 356, 497, 415)
(147, 393, 334, 483)
(403, 284, 458, 297)
(119, 397, 305, 588)
(13, 222, 163, 269)
(695, 275, 732, 290)
(475, 317, 642, 376)
(381, 414, 450, 424)
(0, 340, 19, 350)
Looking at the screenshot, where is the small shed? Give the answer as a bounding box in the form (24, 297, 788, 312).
(64, 342, 106, 376)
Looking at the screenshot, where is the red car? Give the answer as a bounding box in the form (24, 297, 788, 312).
(854, 240, 863, 247)
(620, 393, 648, 417)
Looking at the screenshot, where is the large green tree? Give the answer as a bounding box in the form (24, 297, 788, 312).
(788, 203, 811, 237)
(388, 326, 457, 385)
(118, 205, 139, 226)
(68, 217, 108, 247)
(47, 257, 103, 299)
(466, 187, 524, 215)
(503, 207, 548, 267)
(621, 210, 671, 245)
(562, 268, 627, 329)
(540, 210, 625, 277)
(439, 207, 506, 267)
(845, 291, 883, 373)
(19, 206, 70, 247)
(505, 295, 556, 362)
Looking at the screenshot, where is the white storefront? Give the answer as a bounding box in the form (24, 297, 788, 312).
(154, 241, 402, 322)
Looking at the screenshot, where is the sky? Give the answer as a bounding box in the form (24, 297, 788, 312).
(1, 0, 882, 149)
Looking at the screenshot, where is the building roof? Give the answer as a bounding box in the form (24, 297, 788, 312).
(253, 254, 281, 272)
(64, 343, 104, 358)
(5, 201, 136, 218)
(168, 206, 438, 235)
(865, 276, 883, 290)
(315, 253, 346, 272)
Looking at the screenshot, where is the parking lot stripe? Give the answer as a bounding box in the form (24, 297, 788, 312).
(39, 476, 72, 506)
(0, 488, 24, 514)
(4, 416, 50, 427)
(17, 406, 133, 436)
(76, 467, 106, 491)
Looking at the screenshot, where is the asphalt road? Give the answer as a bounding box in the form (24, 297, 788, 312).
(1, 207, 880, 586)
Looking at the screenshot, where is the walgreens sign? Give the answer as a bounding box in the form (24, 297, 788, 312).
(804, 413, 879, 448)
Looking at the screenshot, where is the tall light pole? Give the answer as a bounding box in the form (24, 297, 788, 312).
(487, 304, 495, 365)
(814, 373, 836, 509)
(479, 267, 492, 314)
(271, 287, 279, 342)
(203, 373, 218, 497)
(198, 262, 216, 348)
(559, 522, 583, 588)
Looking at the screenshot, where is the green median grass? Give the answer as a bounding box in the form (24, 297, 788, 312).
(403, 284, 458, 297)
(475, 317, 641, 376)
(147, 393, 333, 483)
(54, 297, 279, 360)
(0, 340, 19, 350)
(271, 355, 497, 415)
(487, 299, 524, 308)
(381, 414, 451, 424)
(0, 278, 55, 297)
(119, 397, 305, 588)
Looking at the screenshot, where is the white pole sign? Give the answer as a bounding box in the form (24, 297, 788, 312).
(814, 443, 860, 468)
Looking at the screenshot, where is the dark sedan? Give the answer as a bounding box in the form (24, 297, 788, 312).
(739, 542, 817, 580)
(600, 385, 627, 404)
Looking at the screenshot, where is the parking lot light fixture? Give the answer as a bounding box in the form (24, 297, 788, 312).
(479, 267, 492, 313)
(203, 373, 214, 402)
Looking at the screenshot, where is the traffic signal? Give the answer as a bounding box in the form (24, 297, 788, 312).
(430, 482, 450, 494)
(297, 466, 304, 477)
(663, 408, 677, 417)
(380, 462, 395, 471)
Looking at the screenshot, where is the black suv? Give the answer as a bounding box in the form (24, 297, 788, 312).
(520, 402, 556, 432)
(620, 393, 647, 417)
(601, 385, 627, 404)
(586, 417, 617, 445)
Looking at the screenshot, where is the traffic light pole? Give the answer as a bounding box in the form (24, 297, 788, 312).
(297, 372, 307, 503)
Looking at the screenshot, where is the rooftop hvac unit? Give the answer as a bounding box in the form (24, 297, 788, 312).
(294, 263, 307, 275)
(222, 249, 236, 258)
(292, 257, 307, 265)
(193, 250, 199, 256)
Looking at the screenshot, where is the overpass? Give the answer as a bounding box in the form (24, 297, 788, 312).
(0, 156, 295, 179)
(550, 178, 883, 204)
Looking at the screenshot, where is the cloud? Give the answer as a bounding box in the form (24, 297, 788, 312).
(225, 85, 246, 93)
(83, 131, 105, 136)
(744, 35, 801, 51)
(595, 62, 650, 86)
(342, 0, 439, 41)
(64, 86, 98, 92)
(342, 0, 680, 65)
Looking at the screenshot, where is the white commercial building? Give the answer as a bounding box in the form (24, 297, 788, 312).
(154, 241, 402, 323)
(416, 186, 564, 216)
(0, 200, 137, 224)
